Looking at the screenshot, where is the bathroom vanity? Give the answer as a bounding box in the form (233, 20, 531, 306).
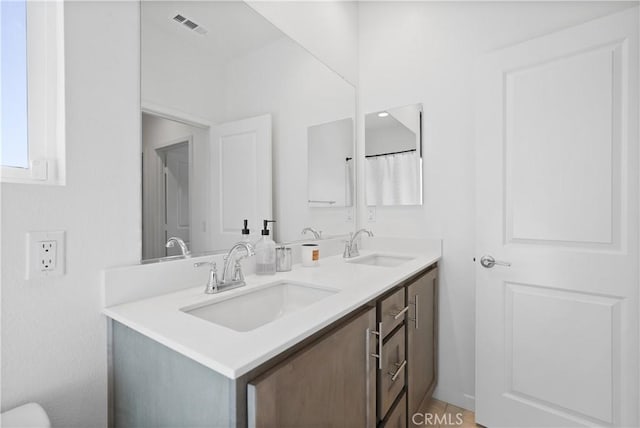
(103, 239, 440, 428)
(247, 266, 438, 427)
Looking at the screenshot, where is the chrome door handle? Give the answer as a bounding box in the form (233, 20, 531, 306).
(409, 295, 418, 329)
(480, 255, 511, 269)
(369, 322, 383, 370)
(365, 326, 373, 428)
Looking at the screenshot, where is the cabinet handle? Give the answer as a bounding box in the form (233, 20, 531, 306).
(409, 295, 419, 329)
(388, 360, 407, 382)
(390, 306, 409, 320)
(369, 322, 383, 370)
(365, 327, 372, 428)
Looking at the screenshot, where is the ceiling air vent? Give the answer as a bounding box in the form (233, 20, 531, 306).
(183, 19, 198, 30)
(171, 13, 208, 35)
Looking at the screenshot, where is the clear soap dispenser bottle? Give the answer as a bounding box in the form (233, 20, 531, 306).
(255, 220, 276, 275)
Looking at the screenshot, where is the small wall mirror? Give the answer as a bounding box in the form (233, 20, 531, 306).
(307, 118, 354, 208)
(365, 103, 423, 206)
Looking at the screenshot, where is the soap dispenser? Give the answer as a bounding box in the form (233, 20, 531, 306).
(241, 219, 251, 243)
(255, 220, 276, 275)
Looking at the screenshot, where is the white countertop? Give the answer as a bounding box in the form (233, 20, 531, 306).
(103, 244, 440, 379)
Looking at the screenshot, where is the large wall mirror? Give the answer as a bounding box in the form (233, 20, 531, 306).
(364, 104, 423, 206)
(141, 1, 356, 261)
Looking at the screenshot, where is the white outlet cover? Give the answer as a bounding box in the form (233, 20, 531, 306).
(26, 231, 65, 279)
(346, 207, 353, 222)
(367, 206, 376, 222)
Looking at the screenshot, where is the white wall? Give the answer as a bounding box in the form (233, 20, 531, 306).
(245, 1, 358, 86)
(1, 2, 140, 427)
(357, 1, 636, 410)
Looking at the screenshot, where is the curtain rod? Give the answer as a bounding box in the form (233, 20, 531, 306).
(365, 148, 416, 159)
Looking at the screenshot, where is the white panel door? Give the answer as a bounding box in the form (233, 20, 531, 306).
(475, 8, 638, 427)
(210, 114, 272, 249)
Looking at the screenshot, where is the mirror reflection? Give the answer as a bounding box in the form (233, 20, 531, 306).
(365, 104, 423, 206)
(141, 1, 356, 261)
(307, 118, 354, 208)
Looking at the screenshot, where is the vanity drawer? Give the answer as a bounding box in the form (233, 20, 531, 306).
(382, 392, 407, 428)
(380, 288, 406, 337)
(379, 325, 406, 419)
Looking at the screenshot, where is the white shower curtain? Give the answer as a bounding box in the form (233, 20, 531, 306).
(366, 151, 421, 205)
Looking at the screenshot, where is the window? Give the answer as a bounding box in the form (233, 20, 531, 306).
(0, 0, 65, 184)
(1, 0, 29, 169)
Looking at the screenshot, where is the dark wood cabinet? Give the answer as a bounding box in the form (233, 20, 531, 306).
(247, 307, 377, 427)
(376, 265, 439, 427)
(407, 268, 438, 426)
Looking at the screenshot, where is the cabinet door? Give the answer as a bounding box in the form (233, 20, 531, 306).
(407, 268, 438, 423)
(248, 307, 377, 428)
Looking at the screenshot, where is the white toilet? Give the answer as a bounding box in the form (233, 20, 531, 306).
(0, 403, 51, 428)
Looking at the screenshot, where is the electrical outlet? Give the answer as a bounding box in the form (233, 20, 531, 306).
(346, 207, 353, 222)
(39, 241, 57, 271)
(26, 231, 65, 279)
(367, 206, 376, 222)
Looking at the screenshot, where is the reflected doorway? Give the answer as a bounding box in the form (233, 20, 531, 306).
(142, 112, 200, 260)
(158, 142, 190, 257)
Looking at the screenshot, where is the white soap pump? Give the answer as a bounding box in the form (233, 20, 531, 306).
(255, 220, 276, 275)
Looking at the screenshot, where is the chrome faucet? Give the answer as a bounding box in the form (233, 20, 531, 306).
(343, 229, 374, 259)
(166, 237, 190, 257)
(221, 242, 255, 288)
(193, 242, 255, 294)
(301, 227, 322, 240)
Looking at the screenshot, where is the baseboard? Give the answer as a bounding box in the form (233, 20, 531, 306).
(432, 387, 475, 412)
(463, 394, 476, 412)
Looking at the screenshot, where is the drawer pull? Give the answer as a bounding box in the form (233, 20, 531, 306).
(388, 360, 407, 382)
(390, 306, 409, 320)
(369, 322, 383, 370)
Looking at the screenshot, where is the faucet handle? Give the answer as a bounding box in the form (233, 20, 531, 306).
(343, 240, 351, 259)
(194, 261, 219, 294)
(232, 260, 244, 282)
(194, 261, 216, 269)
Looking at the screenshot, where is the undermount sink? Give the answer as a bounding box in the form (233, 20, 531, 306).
(347, 254, 413, 267)
(181, 281, 338, 332)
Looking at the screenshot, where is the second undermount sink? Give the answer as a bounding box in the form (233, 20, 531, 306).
(347, 253, 414, 267)
(181, 281, 338, 332)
